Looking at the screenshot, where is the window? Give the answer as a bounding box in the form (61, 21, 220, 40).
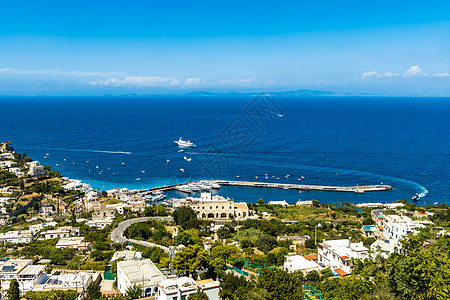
(181, 296, 187, 300)
(173, 297, 178, 300)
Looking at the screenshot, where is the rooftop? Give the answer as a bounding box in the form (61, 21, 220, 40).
(118, 259, 165, 286)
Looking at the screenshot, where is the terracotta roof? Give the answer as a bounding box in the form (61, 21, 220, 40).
(303, 254, 318, 261)
(334, 268, 348, 276)
(234, 203, 248, 210)
(340, 256, 350, 260)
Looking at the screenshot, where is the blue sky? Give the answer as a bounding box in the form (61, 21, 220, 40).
(0, 1, 449, 96)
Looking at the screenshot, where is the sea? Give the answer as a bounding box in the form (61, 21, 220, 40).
(1, 96, 449, 205)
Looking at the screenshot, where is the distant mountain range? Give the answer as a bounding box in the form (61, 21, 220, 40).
(112, 89, 390, 98)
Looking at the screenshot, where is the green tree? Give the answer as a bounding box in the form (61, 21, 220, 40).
(257, 199, 264, 205)
(255, 234, 277, 254)
(86, 282, 102, 300)
(172, 244, 208, 275)
(125, 284, 143, 300)
(256, 268, 304, 300)
(188, 288, 209, 300)
(174, 231, 201, 246)
(210, 245, 238, 264)
(209, 257, 226, 278)
(173, 206, 199, 230)
(7, 279, 20, 300)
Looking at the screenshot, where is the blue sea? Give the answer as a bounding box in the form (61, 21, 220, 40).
(1, 96, 449, 205)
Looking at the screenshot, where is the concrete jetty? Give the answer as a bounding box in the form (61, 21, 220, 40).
(149, 180, 392, 194)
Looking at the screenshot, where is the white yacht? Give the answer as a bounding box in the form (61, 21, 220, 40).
(174, 138, 196, 148)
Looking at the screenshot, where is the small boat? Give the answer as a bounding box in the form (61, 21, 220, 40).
(96, 166, 99, 169)
(174, 138, 196, 148)
(236, 175, 240, 178)
(72, 162, 75, 165)
(301, 176, 305, 179)
(412, 193, 420, 201)
(122, 163, 126, 166)
(186, 158, 192, 162)
(86, 161, 90, 164)
(55, 164, 59, 167)
(180, 168, 185, 173)
(184, 156, 187, 160)
(178, 149, 184, 153)
(265, 176, 268, 180)
(297, 178, 301, 181)
(276, 177, 280, 180)
(46, 153, 50, 156)
(63, 158, 66, 161)
(167, 159, 171, 164)
(255, 176, 259, 180)
(434, 202, 438, 205)
(141, 170, 145, 173)
(355, 189, 365, 194)
(136, 178, 141, 181)
(44, 156, 47, 159)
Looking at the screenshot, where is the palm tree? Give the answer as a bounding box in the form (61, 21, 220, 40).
(125, 284, 143, 300)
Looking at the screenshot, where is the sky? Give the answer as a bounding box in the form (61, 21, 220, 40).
(0, 1, 449, 96)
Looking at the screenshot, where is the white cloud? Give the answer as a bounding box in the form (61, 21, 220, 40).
(403, 66, 422, 77)
(432, 72, 450, 78)
(90, 76, 273, 88)
(361, 71, 399, 79)
(90, 76, 180, 87)
(383, 71, 399, 77)
(0, 67, 122, 77)
(361, 66, 448, 80)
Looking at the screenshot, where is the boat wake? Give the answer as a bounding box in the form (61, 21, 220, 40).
(28, 147, 132, 155)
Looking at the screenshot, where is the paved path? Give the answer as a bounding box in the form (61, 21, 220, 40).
(110, 216, 173, 253)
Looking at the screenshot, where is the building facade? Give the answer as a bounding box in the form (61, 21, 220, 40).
(318, 239, 369, 275)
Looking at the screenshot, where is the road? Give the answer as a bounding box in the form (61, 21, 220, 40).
(110, 216, 173, 253)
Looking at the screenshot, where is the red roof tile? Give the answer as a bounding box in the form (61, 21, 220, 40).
(334, 268, 348, 276)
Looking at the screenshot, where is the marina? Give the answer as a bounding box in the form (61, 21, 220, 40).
(149, 180, 393, 194)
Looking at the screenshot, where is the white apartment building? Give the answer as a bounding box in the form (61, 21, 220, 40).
(382, 215, 426, 241)
(370, 239, 402, 259)
(0, 230, 33, 244)
(157, 277, 220, 300)
(284, 255, 321, 275)
(0, 259, 46, 292)
(117, 259, 165, 297)
(318, 239, 369, 275)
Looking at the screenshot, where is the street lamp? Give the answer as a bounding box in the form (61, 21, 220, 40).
(315, 223, 322, 246)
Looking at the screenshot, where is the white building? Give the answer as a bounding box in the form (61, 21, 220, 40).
(86, 218, 114, 229)
(40, 229, 70, 240)
(0, 160, 16, 169)
(370, 239, 402, 259)
(0, 230, 33, 244)
(27, 161, 46, 176)
(29, 270, 98, 293)
(158, 277, 220, 300)
(318, 239, 369, 275)
(284, 255, 321, 275)
(117, 259, 165, 297)
(382, 215, 427, 241)
(8, 167, 23, 176)
(55, 237, 89, 250)
(0, 187, 13, 196)
(173, 192, 249, 220)
(0, 259, 46, 292)
(268, 200, 289, 206)
(111, 250, 142, 261)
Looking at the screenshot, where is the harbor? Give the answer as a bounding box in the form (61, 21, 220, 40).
(149, 180, 393, 194)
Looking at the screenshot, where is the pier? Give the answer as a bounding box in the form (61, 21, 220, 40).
(150, 180, 393, 194)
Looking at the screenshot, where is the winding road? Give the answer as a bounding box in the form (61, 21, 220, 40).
(110, 216, 173, 253)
